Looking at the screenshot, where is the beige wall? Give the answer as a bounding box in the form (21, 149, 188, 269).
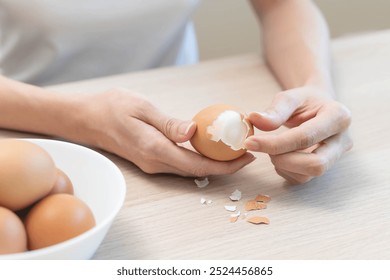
(193, 0, 390, 60)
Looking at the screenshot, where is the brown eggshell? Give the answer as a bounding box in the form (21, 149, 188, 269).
(0, 139, 57, 211)
(190, 104, 254, 161)
(0, 206, 27, 254)
(25, 194, 96, 250)
(48, 168, 74, 195)
(17, 168, 74, 222)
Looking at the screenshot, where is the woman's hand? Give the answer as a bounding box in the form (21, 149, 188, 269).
(79, 88, 255, 177)
(244, 86, 352, 184)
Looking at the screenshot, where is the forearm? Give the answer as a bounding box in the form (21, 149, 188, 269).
(251, 0, 333, 93)
(0, 75, 88, 141)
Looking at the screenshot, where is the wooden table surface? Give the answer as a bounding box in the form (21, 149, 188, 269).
(2, 30, 390, 260)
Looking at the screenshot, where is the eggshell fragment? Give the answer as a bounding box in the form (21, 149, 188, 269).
(0, 139, 57, 211)
(229, 211, 241, 223)
(245, 200, 267, 211)
(190, 104, 254, 161)
(224, 205, 237, 212)
(25, 194, 96, 250)
(255, 194, 271, 203)
(194, 177, 209, 188)
(247, 216, 270, 225)
(229, 189, 242, 201)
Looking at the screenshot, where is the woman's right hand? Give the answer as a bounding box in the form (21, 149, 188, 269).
(76, 88, 255, 177)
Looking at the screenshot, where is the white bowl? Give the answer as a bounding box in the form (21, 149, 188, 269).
(0, 139, 126, 259)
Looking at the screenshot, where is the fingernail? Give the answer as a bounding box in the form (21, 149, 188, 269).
(243, 155, 257, 166)
(253, 111, 273, 119)
(244, 138, 260, 150)
(249, 155, 257, 163)
(181, 121, 195, 135)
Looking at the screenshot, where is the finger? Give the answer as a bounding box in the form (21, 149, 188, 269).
(270, 132, 353, 177)
(275, 168, 313, 185)
(125, 115, 257, 177)
(134, 100, 197, 143)
(132, 116, 257, 176)
(247, 89, 306, 131)
(140, 155, 250, 178)
(165, 148, 256, 177)
(247, 112, 280, 132)
(148, 116, 196, 143)
(313, 130, 353, 160)
(245, 104, 351, 154)
(137, 160, 181, 176)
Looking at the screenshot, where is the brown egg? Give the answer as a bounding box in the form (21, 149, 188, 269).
(48, 168, 74, 195)
(190, 104, 254, 161)
(17, 169, 74, 222)
(25, 194, 96, 250)
(0, 139, 57, 211)
(0, 207, 27, 254)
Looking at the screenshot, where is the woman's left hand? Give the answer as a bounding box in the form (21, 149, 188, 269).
(244, 85, 353, 184)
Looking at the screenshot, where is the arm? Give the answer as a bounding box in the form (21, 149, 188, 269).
(0, 75, 87, 141)
(246, 0, 352, 184)
(251, 0, 332, 91)
(0, 75, 255, 176)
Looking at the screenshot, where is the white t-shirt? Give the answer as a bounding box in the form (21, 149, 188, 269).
(0, 0, 200, 85)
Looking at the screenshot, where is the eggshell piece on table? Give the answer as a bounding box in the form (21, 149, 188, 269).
(48, 168, 74, 195)
(255, 194, 271, 203)
(229, 215, 239, 223)
(190, 104, 254, 161)
(246, 216, 270, 225)
(245, 200, 267, 211)
(229, 211, 241, 223)
(0, 207, 27, 254)
(25, 194, 96, 250)
(0, 139, 57, 211)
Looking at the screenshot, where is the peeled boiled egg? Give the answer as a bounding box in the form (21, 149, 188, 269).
(25, 194, 96, 250)
(0, 139, 57, 211)
(48, 168, 74, 195)
(0, 206, 27, 254)
(190, 104, 254, 161)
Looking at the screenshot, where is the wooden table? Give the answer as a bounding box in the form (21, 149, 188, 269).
(2, 30, 390, 259)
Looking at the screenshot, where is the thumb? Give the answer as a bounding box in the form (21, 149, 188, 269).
(248, 90, 302, 131)
(132, 95, 197, 143)
(143, 109, 196, 142)
(158, 118, 196, 143)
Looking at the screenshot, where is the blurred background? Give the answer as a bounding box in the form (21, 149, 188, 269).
(193, 0, 390, 60)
